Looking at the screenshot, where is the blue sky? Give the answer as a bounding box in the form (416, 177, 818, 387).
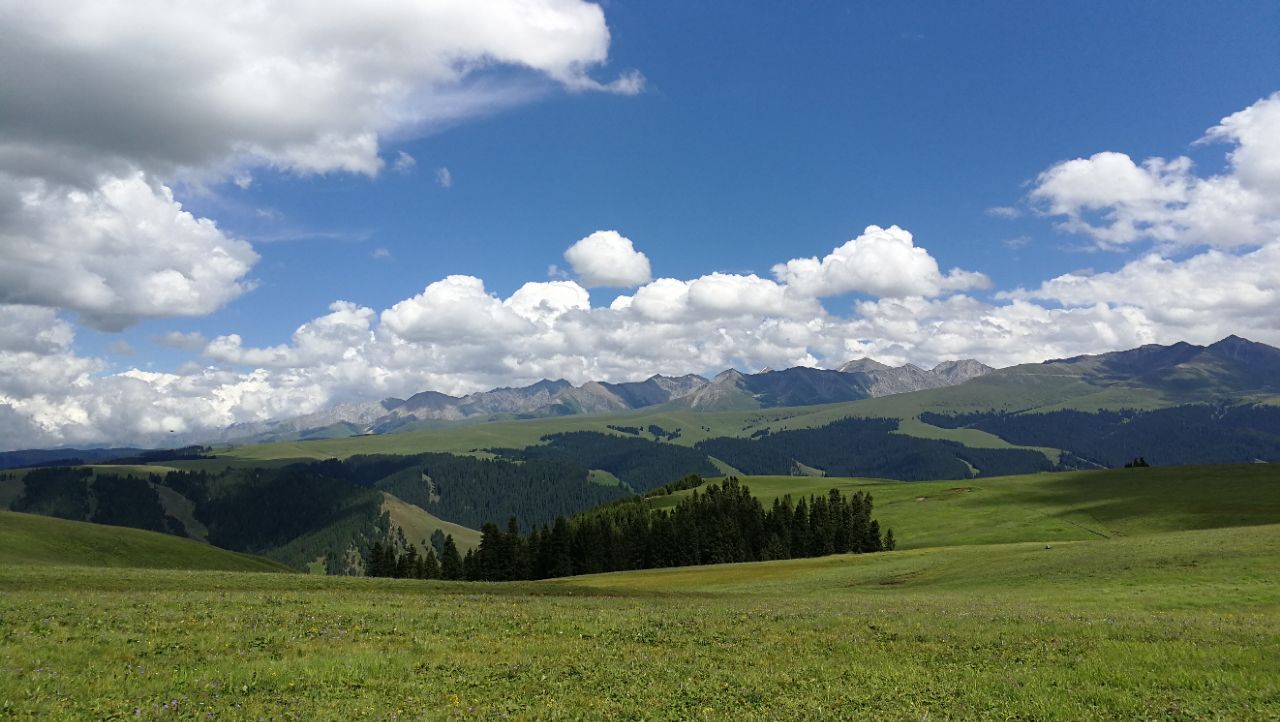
(2, 1, 1279, 447)
(128, 1, 1280, 349)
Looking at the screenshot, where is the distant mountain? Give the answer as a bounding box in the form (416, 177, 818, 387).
(216, 335, 1277, 446)
(1049, 335, 1280, 394)
(195, 355, 994, 444)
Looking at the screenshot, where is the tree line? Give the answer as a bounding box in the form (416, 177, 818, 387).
(919, 403, 1280, 467)
(365, 476, 895, 581)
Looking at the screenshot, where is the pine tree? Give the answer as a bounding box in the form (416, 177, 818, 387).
(367, 541, 385, 577)
(422, 549, 441, 579)
(883, 528, 896, 551)
(440, 535, 463, 580)
(548, 516, 573, 578)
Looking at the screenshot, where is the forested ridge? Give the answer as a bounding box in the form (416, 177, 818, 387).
(366, 476, 893, 581)
(697, 417, 1056, 480)
(920, 403, 1280, 467)
(2, 451, 631, 572)
(494, 431, 719, 492)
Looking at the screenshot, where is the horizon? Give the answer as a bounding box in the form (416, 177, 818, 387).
(2, 2, 1279, 448)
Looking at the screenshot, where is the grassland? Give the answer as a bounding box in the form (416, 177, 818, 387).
(0, 511, 288, 573)
(2, 464, 1277, 719)
(651, 464, 1280, 549)
(381, 493, 482, 551)
(1, 522, 1276, 719)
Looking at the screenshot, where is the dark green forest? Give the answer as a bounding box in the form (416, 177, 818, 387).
(366, 476, 892, 581)
(919, 403, 1280, 467)
(11, 467, 185, 534)
(494, 431, 719, 492)
(696, 417, 1055, 479)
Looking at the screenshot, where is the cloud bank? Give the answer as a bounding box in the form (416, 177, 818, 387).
(1, 26, 1278, 453)
(0, 0, 640, 329)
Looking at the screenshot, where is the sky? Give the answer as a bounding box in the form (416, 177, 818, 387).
(1, 0, 1279, 450)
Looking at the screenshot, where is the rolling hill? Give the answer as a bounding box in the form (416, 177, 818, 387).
(647, 464, 1280, 550)
(0, 510, 290, 571)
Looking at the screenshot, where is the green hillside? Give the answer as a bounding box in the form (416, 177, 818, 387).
(2, 523, 1275, 719)
(649, 464, 1280, 549)
(0, 510, 290, 572)
(381, 492, 482, 551)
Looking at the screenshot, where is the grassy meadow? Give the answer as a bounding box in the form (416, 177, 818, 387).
(0, 511, 288, 573)
(651, 464, 1280, 549)
(1, 464, 1278, 719)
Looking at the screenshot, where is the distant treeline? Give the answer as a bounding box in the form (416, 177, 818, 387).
(5, 450, 636, 573)
(919, 403, 1280, 467)
(494, 431, 719, 492)
(367, 476, 894, 581)
(10, 467, 186, 535)
(101, 446, 214, 465)
(696, 417, 1056, 480)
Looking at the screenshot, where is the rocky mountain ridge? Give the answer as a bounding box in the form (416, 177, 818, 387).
(342, 357, 996, 435)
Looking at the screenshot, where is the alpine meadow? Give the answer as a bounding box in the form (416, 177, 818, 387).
(2, 2, 1280, 720)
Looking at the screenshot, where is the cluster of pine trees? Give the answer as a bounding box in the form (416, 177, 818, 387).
(366, 534, 466, 579)
(371, 477, 894, 582)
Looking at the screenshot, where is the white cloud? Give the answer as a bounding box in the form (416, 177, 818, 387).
(372, 247, 392, 260)
(563, 230, 653, 287)
(392, 151, 416, 174)
(0, 0, 639, 183)
(0, 0, 638, 327)
(155, 331, 208, 352)
(6, 92, 1280, 450)
(986, 206, 1021, 219)
(436, 167, 453, 189)
(504, 281, 591, 323)
(0, 173, 258, 330)
(771, 225, 989, 298)
(1003, 244, 1280, 337)
(1030, 92, 1280, 250)
(381, 276, 533, 344)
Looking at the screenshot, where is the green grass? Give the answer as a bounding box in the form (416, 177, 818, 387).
(894, 416, 1062, 462)
(1, 524, 1276, 720)
(380, 493, 481, 552)
(649, 464, 1280, 549)
(3, 464, 1276, 718)
(0, 511, 289, 573)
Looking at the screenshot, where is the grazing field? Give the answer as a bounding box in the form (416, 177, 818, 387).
(0, 511, 289, 573)
(651, 464, 1280, 549)
(3, 464, 1277, 719)
(1, 524, 1276, 720)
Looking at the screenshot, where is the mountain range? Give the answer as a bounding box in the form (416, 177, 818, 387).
(218, 357, 996, 442)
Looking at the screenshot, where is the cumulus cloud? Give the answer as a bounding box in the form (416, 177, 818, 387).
(0, 0, 639, 327)
(771, 225, 989, 298)
(381, 276, 533, 344)
(0, 0, 639, 182)
(1030, 92, 1280, 250)
(0, 173, 258, 330)
(563, 230, 653, 287)
(1003, 244, 1280, 336)
(7, 91, 1280, 450)
(436, 167, 453, 189)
